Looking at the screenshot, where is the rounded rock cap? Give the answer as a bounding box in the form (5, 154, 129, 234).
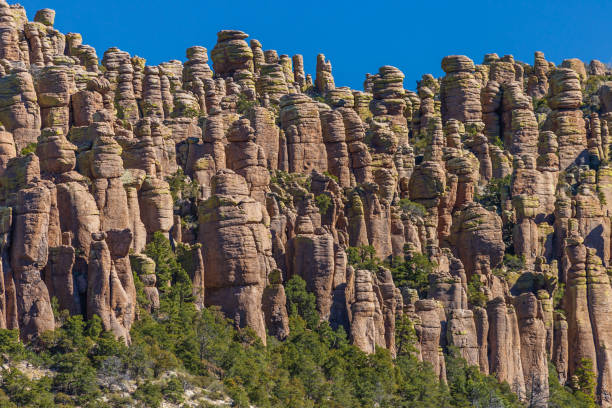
(279, 93, 312, 108)
(483, 53, 500, 64)
(378, 65, 404, 78)
(186, 46, 208, 61)
(326, 87, 355, 108)
(34, 8, 55, 26)
(217, 30, 249, 42)
(441, 55, 475, 73)
(415, 299, 438, 311)
(212, 169, 250, 196)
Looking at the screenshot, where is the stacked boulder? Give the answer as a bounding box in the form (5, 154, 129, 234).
(1, 3, 612, 404)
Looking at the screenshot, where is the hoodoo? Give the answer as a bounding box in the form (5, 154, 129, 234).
(0, 1, 610, 406)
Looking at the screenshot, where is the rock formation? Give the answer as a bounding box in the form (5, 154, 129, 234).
(198, 170, 275, 344)
(0, 3, 611, 404)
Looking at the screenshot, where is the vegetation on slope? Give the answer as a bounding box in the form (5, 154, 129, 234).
(0, 234, 596, 407)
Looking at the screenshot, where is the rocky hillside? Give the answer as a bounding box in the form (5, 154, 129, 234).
(0, 0, 611, 406)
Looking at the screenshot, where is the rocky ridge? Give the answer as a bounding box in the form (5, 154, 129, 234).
(0, 1, 611, 405)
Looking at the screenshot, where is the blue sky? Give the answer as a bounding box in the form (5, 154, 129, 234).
(19, 0, 612, 90)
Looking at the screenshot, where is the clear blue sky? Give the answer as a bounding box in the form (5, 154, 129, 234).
(19, 0, 612, 90)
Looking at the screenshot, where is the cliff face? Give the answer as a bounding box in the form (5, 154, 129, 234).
(1, 1, 612, 405)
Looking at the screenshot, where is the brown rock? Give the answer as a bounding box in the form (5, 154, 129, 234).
(87, 232, 128, 342)
(564, 230, 597, 382)
(0, 127, 15, 176)
(553, 312, 569, 384)
(370, 66, 409, 146)
(375, 267, 399, 353)
(415, 299, 446, 381)
(545, 69, 587, 170)
(0, 69, 41, 152)
(138, 176, 173, 238)
(350, 269, 385, 354)
(130, 253, 159, 312)
(527, 52, 550, 99)
(0, 2, 21, 62)
(447, 308, 479, 367)
(515, 292, 549, 405)
(440, 55, 482, 124)
(11, 185, 55, 341)
(586, 249, 612, 405)
(250, 40, 265, 74)
(450, 203, 504, 279)
(279, 93, 327, 174)
(249, 106, 280, 169)
(501, 81, 538, 157)
(290, 215, 335, 319)
(198, 169, 277, 343)
(292, 54, 306, 91)
(474, 306, 490, 374)
(487, 297, 526, 398)
(560, 58, 587, 82)
(140, 66, 164, 119)
(256, 63, 289, 104)
(320, 108, 351, 187)
(211, 30, 254, 77)
(315, 54, 335, 94)
(225, 118, 270, 204)
(262, 275, 290, 340)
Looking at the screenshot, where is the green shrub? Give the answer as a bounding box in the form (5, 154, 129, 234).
(162, 376, 185, 404)
(182, 107, 200, 118)
(494, 254, 526, 281)
(131, 268, 151, 311)
(285, 275, 319, 330)
(51, 352, 99, 399)
(574, 358, 597, 401)
(486, 131, 505, 148)
(0, 368, 54, 407)
(236, 94, 259, 115)
(413, 135, 429, 154)
(533, 96, 549, 112)
(270, 170, 311, 190)
(134, 380, 163, 408)
(446, 346, 521, 407)
(399, 198, 427, 218)
(20, 142, 37, 156)
(106, 394, 133, 407)
(474, 175, 511, 214)
(346, 245, 378, 270)
(467, 274, 488, 308)
(166, 168, 199, 203)
(0, 330, 25, 359)
(395, 314, 419, 358)
(323, 171, 339, 183)
(388, 253, 436, 297)
(145, 231, 193, 306)
(553, 283, 565, 309)
(503, 253, 525, 272)
(314, 193, 332, 215)
(549, 361, 596, 408)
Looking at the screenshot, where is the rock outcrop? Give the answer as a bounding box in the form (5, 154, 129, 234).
(279, 93, 327, 174)
(198, 170, 276, 344)
(0, 4, 611, 404)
